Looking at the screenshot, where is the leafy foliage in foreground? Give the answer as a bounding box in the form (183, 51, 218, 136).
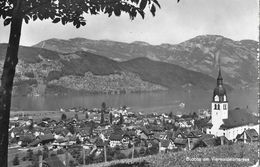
(1, 0, 172, 28)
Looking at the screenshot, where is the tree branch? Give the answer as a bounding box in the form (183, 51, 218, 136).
(22, 1, 51, 15)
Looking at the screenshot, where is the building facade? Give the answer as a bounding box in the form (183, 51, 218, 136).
(207, 67, 259, 140)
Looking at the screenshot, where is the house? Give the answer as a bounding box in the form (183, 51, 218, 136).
(148, 124, 164, 132)
(194, 117, 212, 133)
(201, 137, 218, 147)
(187, 130, 204, 138)
(38, 121, 49, 127)
(236, 129, 259, 143)
(18, 134, 35, 146)
(136, 127, 153, 140)
(173, 138, 187, 149)
(109, 130, 125, 147)
(154, 132, 167, 140)
(159, 139, 175, 153)
(29, 139, 41, 147)
(37, 133, 55, 145)
(95, 137, 109, 149)
(147, 138, 160, 149)
(174, 129, 188, 139)
(121, 133, 134, 148)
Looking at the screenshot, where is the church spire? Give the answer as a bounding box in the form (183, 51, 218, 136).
(213, 63, 227, 102)
(217, 63, 223, 86)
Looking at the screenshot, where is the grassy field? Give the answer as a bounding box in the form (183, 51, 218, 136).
(82, 143, 258, 167)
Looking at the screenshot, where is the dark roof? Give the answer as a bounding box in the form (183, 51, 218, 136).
(19, 134, 35, 142)
(245, 129, 258, 140)
(95, 137, 108, 147)
(124, 131, 136, 139)
(153, 132, 166, 140)
(140, 127, 153, 135)
(109, 131, 124, 141)
(78, 127, 91, 136)
(213, 67, 227, 101)
(194, 117, 212, 128)
(148, 125, 164, 132)
(38, 133, 55, 141)
(12, 127, 24, 134)
(216, 136, 230, 145)
(56, 138, 67, 143)
(200, 134, 215, 140)
(187, 130, 204, 138)
(202, 138, 218, 147)
(236, 129, 259, 141)
(174, 138, 187, 145)
(29, 139, 41, 147)
(220, 108, 258, 129)
(174, 129, 189, 138)
(190, 138, 203, 150)
(160, 139, 170, 148)
(165, 131, 174, 139)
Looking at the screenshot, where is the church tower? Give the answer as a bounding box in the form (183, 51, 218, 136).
(210, 66, 228, 136)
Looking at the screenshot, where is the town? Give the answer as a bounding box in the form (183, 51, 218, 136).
(8, 103, 258, 167)
(7, 68, 259, 167)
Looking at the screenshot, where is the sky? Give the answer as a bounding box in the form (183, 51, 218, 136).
(0, 0, 258, 46)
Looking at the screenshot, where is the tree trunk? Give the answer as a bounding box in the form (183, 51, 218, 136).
(0, 1, 23, 166)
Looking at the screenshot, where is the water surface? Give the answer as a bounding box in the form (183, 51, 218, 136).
(11, 89, 257, 114)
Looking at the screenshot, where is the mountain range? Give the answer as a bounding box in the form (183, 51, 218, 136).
(0, 35, 257, 96)
(34, 35, 258, 89)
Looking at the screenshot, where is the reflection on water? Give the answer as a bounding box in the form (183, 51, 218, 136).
(11, 89, 257, 113)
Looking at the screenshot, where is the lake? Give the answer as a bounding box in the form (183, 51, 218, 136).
(11, 89, 257, 114)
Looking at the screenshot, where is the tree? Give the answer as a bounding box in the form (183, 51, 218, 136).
(76, 137, 81, 144)
(28, 120, 34, 131)
(100, 111, 104, 125)
(61, 113, 67, 121)
(119, 113, 124, 124)
(85, 112, 89, 120)
(69, 160, 77, 167)
(89, 120, 95, 136)
(109, 112, 113, 124)
(139, 147, 146, 156)
(192, 112, 198, 119)
(43, 145, 49, 160)
(122, 105, 127, 111)
(67, 125, 75, 134)
(27, 149, 33, 161)
(100, 102, 106, 124)
(74, 113, 78, 120)
(168, 112, 173, 118)
(0, 0, 180, 165)
(12, 154, 19, 166)
(101, 102, 106, 112)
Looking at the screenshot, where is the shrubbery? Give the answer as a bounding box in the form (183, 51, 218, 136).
(46, 71, 63, 81)
(12, 154, 19, 166)
(24, 72, 35, 78)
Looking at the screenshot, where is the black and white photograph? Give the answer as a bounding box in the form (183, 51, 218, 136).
(0, 0, 259, 166)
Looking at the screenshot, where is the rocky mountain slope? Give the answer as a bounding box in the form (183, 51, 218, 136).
(0, 44, 221, 96)
(34, 35, 258, 88)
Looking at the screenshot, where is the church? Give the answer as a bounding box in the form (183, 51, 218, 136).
(206, 67, 259, 141)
